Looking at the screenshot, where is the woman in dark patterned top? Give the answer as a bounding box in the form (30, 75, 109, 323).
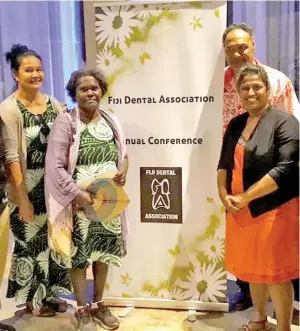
(0, 44, 71, 317)
(45, 69, 129, 331)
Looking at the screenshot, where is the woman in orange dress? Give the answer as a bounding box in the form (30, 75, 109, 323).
(217, 64, 299, 331)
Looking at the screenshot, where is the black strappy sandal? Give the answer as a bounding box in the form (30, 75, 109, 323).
(0, 323, 16, 331)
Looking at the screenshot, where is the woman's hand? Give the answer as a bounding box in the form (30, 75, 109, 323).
(113, 170, 127, 186)
(19, 199, 34, 222)
(222, 195, 240, 214)
(230, 193, 250, 209)
(113, 155, 128, 186)
(217, 170, 239, 213)
(72, 190, 94, 211)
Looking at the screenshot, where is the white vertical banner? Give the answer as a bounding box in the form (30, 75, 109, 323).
(85, 1, 227, 310)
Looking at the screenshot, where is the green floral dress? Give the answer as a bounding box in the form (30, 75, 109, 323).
(7, 99, 72, 308)
(71, 117, 125, 269)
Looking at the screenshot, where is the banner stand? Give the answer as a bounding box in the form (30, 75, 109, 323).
(84, 0, 228, 312)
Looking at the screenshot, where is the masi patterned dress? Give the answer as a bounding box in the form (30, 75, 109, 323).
(71, 117, 125, 269)
(7, 99, 72, 308)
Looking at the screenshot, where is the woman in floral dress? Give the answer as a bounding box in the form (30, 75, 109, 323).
(45, 69, 129, 331)
(0, 44, 71, 316)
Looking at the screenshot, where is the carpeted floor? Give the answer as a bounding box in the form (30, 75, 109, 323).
(0, 237, 298, 331)
(0, 302, 279, 331)
(0, 279, 293, 331)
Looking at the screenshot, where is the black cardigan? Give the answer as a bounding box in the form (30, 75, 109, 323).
(218, 106, 299, 218)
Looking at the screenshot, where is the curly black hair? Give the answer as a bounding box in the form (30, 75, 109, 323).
(5, 44, 42, 73)
(236, 64, 270, 91)
(222, 23, 255, 46)
(66, 69, 108, 102)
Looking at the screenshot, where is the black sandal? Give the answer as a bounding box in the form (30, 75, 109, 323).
(26, 302, 56, 317)
(43, 298, 68, 313)
(0, 323, 16, 331)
